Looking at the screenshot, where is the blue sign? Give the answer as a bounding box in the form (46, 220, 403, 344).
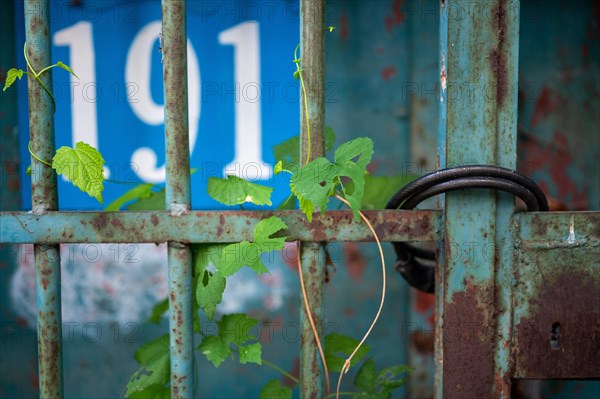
(15, 0, 300, 210)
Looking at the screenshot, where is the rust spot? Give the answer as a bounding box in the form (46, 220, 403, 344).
(91, 214, 108, 230)
(444, 284, 495, 398)
(410, 330, 435, 354)
(151, 214, 159, 226)
(489, 1, 508, 105)
(514, 272, 600, 378)
(110, 219, 124, 229)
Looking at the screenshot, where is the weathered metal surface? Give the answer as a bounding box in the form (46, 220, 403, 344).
(512, 212, 600, 379)
(299, 0, 326, 396)
(161, 0, 194, 397)
(24, 0, 64, 397)
(0, 210, 440, 244)
(438, 1, 519, 398)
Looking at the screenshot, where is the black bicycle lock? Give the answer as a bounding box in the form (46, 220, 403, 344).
(386, 165, 549, 293)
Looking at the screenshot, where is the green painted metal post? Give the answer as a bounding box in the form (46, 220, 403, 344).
(299, 0, 326, 397)
(24, 0, 64, 397)
(161, 0, 194, 397)
(437, 0, 520, 398)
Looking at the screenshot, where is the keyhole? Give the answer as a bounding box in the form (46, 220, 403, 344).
(550, 322, 561, 350)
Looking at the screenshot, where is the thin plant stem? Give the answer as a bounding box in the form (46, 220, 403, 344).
(28, 142, 52, 166)
(262, 359, 299, 384)
(297, 241, 331, 396)
(334, 194, 386, 399)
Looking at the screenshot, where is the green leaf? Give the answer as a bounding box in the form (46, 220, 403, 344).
(334, 137, 374, 220)
(208, 175, 273, 206)
(128, 383, 170, 399)
(324, 333, 371, 372)
(290, 157, 338, 222)
(193, 244, 229, 320)
(273, 128, 336, 172)
(376, 364, 413, 390)
(26, 165, 32, 176)
(126, 189, 165, 211)
(56, 61, 78, 78)
(327, 26, 336, 32)
(358, 174, 417, 210)
(147, 298, 169, 324)
(238, 342, 262, 365)
(354, 358, 377, 391)
(199, 335, 231, 367)
(221, 216, 288, 277)
(126, 334, 170, 397)
(293, 70, 301, 80)
(105, 183, 154, 211)
(277, 194, 297, 210)
(196, 270, 226, 321)
(260, 380, 292, 399)
(3, 68, 24, 91)
(218, 313, 258, 345)
(274, 160, 284, 175)
(52, 141, 105, 203)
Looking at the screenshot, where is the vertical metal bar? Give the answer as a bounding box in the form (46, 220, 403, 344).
(492, 2, 519, 397)
(437, 1, 519, 398)
(299, 0, 326, 397)
(24, 0, 63, 397)
(161, 1, 194, 398)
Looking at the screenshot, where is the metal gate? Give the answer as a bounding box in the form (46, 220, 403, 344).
(1, 0, 599, 398)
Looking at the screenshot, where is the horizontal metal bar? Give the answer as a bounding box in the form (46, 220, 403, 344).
(0, 210, 441, 244)
(515, 211, 600, 241)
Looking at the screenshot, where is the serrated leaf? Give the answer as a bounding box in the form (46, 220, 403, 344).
(105, 183, 154, 211)
(334, 137, 374, 220)
(147, 298, 169, 324)
(3, 68, 24, 91)
(208, 175, 273, 206)
(254, 216, 288, 249)
(193, 244, 229, 320)
(221, 217, 288, 277)
(354, 358, 377, 391)
(52, 141, 105, 203)
(126, 334, 170, 397)
(128, 384, 170, 399)
(126, 189, 165, 211)
(199, 335, 231, 367)
(218, 313, 258, 345)
(56, 61, 78, 78)
(238, 342, 262, 365)
(324, 333, 371, 372)
(290, 157, 338, 222)
(260, 380, 292, 399)
(196, 270, 226, 321)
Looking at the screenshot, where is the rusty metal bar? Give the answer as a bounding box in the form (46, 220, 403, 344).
(437, 1, 519, 398)
(161, 0, 194, 397)
(24, 0, 63, 397)
(0, 210, 440, 244)
(299, 0, 326, 397)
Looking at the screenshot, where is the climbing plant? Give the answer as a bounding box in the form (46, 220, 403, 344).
(5, 39, 414, 399)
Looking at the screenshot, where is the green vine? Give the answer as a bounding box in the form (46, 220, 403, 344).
(4, 37, 414, 399)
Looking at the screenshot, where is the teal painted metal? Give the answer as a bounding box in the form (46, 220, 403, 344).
(512, 212, 600, 378)
(24, 0, 64, 397)
(438, 0, 519, 398)
(0, 210, 441, 244)
(161, 0, 194, 397)
(299, 0, 327, 397)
